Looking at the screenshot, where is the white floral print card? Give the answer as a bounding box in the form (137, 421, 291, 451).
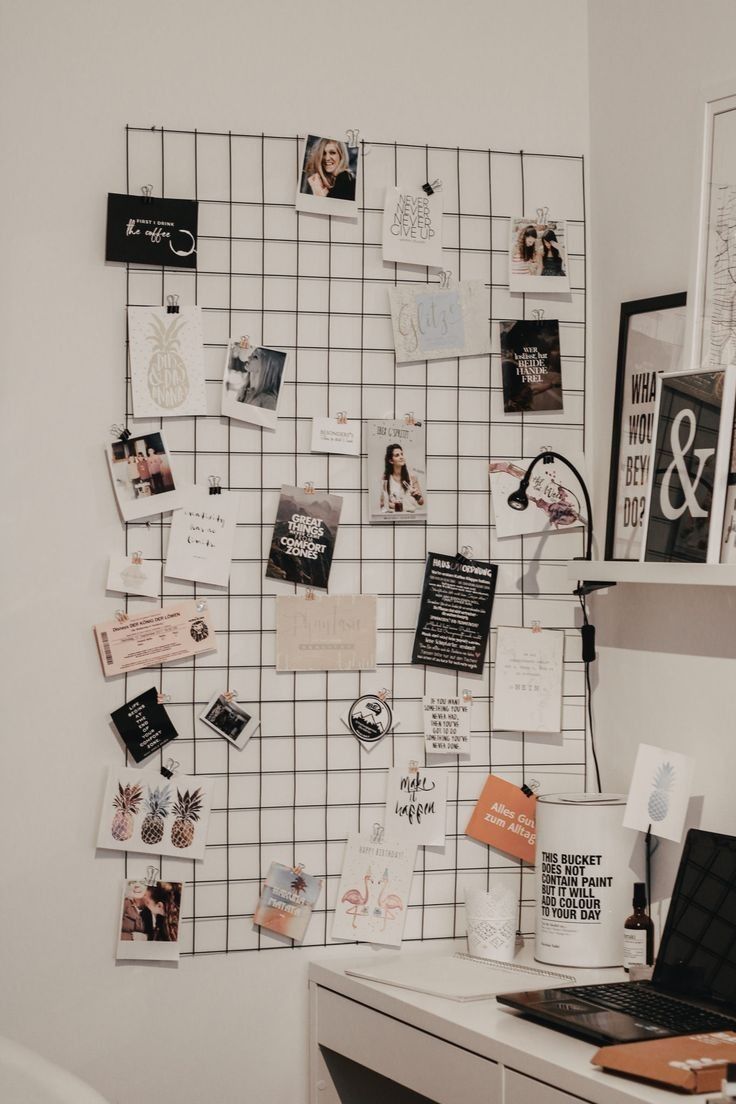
(423, 695, 471, 756)
(382, 186, 443, 268)
(164, 485, 239, 587)
(383, 763, 448, 848)
(116, 877, 184, 962)
(623, 744, 694, 843)
(96, 766, 214, 860)
(332, 829, 416, 948)
(387, 280, 490, 364)
(128, 306, 207, 417)
(106, 553, 160, 598)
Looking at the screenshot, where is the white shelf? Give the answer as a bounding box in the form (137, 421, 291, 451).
(566, 559, 736, 587)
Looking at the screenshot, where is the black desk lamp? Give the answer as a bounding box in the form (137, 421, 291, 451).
(506, 449, 614, 790)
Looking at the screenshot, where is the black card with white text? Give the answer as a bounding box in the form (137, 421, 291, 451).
(105, 193, 198, 268)
(412, 553, 498, 674)
(110, 686, 179, 763)
(265, 485, 343, 590)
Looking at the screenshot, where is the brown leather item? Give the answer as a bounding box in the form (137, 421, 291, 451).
(592, 1031, 736, 1093)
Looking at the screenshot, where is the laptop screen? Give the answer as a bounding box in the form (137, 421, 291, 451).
(654, 828, 736, 1009)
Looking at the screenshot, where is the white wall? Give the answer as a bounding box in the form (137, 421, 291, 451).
(0, 3, 589, 1102)
(588, 0, 736, 910)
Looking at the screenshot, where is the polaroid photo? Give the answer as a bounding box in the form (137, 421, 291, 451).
(295, 134, 359, 218)
(366, 419, 427, 523)
(382, 185, 444, 268)
(128, 306, 207, 418)
(106, 553, 160, 598)
(509, 217, 570, 293)
(200, 692, 260, 750)
(221, 339, 287, 431)
(106, 430, 181, 522)
(116, 878, 184, 962)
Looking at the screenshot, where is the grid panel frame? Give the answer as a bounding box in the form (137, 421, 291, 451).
(118, 127, 587, 955)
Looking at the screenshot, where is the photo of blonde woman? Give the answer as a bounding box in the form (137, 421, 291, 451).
(296, 133, 359, 216)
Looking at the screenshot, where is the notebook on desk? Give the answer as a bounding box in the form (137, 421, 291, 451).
(497, 829, 736, 1045)
(345, 952, 575, 1002)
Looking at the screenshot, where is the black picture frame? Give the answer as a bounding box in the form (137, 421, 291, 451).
(605, 292, 687, 561)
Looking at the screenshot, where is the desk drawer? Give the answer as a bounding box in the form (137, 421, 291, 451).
(315, 986, 499, 1104)
(505, 1069, 594, 1104)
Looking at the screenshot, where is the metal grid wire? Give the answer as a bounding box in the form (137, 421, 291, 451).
(117, 126, 588, 955)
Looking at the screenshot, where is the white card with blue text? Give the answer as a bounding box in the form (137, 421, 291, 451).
(388, 280, 491, 364)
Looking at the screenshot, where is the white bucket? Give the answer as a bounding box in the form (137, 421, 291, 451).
(534, 793, 638, 968)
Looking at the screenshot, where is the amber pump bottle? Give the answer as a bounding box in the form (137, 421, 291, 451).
(623, 882, 654, 972)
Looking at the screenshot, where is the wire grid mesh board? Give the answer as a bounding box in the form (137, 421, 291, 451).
(117, 126, 588, 955)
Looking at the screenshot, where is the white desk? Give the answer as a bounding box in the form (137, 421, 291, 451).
(308, 944, 705, 1104)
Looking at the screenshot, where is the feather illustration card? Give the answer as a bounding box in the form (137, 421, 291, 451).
(265, 485, 342, 590)
(128, 306, 207, 417)
(97, 766, 214, 860)
(492, 627, 564, 734)
(382, 186, 443, 268)
(387, 280, 490, 364)
(489, 454, 588, 539)
(623, 744, 694, 843)
(423, 695, 471, 756)
(331, 831, 417, 948)
(383, 764, 448, 847)
(116, 878, 184, 962)
(164, 485, 239, 587)
(254, 863, 323, 943)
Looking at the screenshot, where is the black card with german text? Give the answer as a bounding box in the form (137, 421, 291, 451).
(105, 193, 198, 268)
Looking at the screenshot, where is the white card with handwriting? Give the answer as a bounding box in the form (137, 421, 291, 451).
(382, 186, 443, 268)
(492, 627, 564, 734)
(310, 416, 360, 456)
(164, 485, 238, 587)
(623, 743, 694, 843)
(423, 695, 471, 756)
(383, 764, 448, 847)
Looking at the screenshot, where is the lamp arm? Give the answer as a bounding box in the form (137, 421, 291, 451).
(518, 451, 593, 561)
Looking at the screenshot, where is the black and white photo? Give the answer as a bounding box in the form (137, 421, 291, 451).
(221, 339, 287, 430)
(200, 692, 260, 750)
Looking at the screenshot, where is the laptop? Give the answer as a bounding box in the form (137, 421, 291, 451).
(497, 828, 736, 1045)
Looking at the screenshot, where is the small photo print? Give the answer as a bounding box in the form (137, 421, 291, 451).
(200, 692, 260, 750)
(254, 862, 323, 943)
(221, 340, 287, 430)
(117, 878, 183, 962)
(509, 217, 570, 293)
(265, 485, 343, 590)
(500, 319, 563, 413)
(295, 135, 359, 218)
(367, 419, 427, 522)
(106, 430, 180, 522)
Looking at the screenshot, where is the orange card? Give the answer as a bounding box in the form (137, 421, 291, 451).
(465, 774, 537, 863)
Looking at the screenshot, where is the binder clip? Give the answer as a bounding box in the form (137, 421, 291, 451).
(131, 550, 143, 565)
(422, 179, 442, 196)
(115, 609, 129, 623)
(141, 184, 154, 205)
(408, 760, 420, 775)
(156, 692, 171, 705)
(521, 783, 535, 798)
(438, 270, 452, 289)
(160, 758, 179, 779)
(460, 545, 473, 559)
(304, 481, 315, 495)
(404, 412, 417, 426)
(462, 689, 473, 704)
(377, 688, 390, 703)
(239, 335, 250, 350)
(370, 823, 384, 845)
(195, 599, 208, 613)
(531, 308, 545, 322)
(345, 128, 360, 148)
(144, 865, 159, 885)
(535, 205, 550, 225)
(530, 620, 542, 634)
(292, 862, 304, 876)
(166, 293, 180, 315)
(336, 411, 348, 425)
(223, 689, 238, 702)
(110, 423, 131, 442)
(305, 588, 316, 601)
(208, 475, 222, 496)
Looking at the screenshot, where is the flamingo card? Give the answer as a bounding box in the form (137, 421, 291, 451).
(331, 831, 417, 948)
(623, 744, 694, 843)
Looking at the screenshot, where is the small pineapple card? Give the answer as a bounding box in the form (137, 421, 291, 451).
(116, 877, 184, 962)
(164, 485, 239, 588)
(623, 744, 695, 843)
(128, 306, 207, 418)
(254, 863, 323, 943)
(331, 831, 417, 948)
(110, 687, 178, 763)
(97, 767, 214, 860)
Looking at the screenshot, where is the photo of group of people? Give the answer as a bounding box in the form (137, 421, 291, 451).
(117, 879, 183, 962)
(107, 431, 179, 521)
(509, 217, 570, 292)
(221, 341, 288, 430)
(200, 692, 260, 750)
(296, 134, 359, 217)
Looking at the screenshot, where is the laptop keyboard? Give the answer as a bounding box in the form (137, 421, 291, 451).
(564, 982, 736, 1034)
